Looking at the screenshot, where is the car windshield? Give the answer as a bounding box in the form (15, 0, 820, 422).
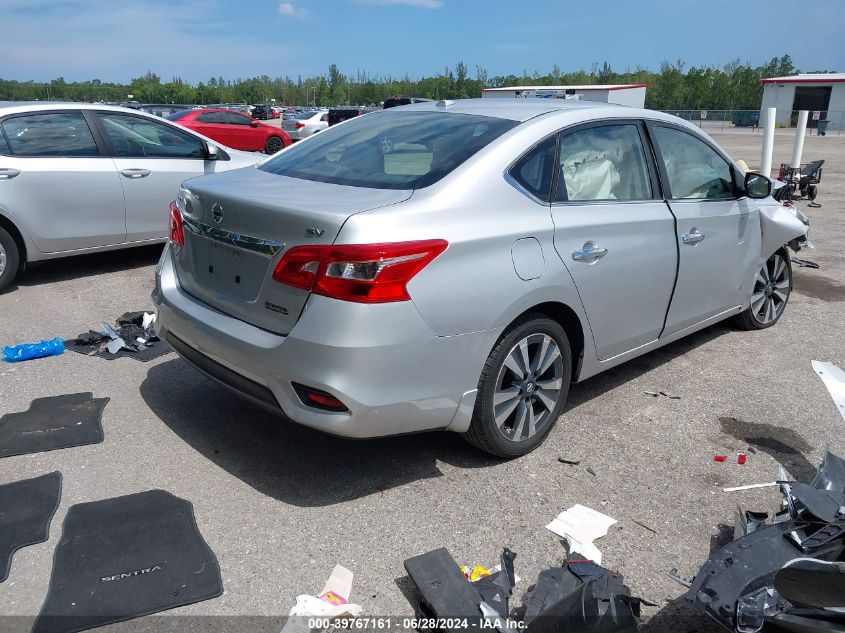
(259, 110, 516, 190)
(166, 110, 193, 121)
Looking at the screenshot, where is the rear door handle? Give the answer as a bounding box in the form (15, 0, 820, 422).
(0, 168, 21, 180)
(120, 168, 151, 179)
(682, 229, 705, 245)
(571, 241, 608, 262)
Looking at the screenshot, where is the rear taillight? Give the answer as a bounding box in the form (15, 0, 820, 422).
(292, 383, 349, 412)
(169, 201, 184, 246)
(272, 240, 448, 303)
(295, 122, 305, 128)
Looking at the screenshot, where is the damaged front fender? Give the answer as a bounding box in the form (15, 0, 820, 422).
(759, 203, 809, 257)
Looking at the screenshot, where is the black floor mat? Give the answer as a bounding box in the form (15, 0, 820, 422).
(64, 339, 172, 362)
(33, 489, 223, 633)
(0, 472, 62, 583)
(0, 394, 108, 458)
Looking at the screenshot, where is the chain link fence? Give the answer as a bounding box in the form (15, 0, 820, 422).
(658, 110, 844, 135)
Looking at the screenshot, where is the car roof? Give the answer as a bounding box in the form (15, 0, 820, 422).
(395, 97, 643, 122)
(0, 101, 165, 117)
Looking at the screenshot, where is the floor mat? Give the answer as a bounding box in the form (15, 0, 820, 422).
(0, 394, 108, 458)
(33, 489, 223, 633)
(64, 339, 172, 362)
(0, 472, 62, 583)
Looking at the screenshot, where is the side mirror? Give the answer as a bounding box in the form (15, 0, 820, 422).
(745, 172, 771, 199)
(206, 143, 219, 160)
(250, 120, 260, 128)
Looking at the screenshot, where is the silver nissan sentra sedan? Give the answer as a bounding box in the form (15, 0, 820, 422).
(153, 98, 807, 457)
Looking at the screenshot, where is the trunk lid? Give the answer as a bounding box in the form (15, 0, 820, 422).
(174, 167, 411, 335)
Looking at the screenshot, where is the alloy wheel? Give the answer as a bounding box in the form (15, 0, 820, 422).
(751, 252, 790, 325)
(266, 137, 284, 153)
(492, 333, 564, 442)
(0, 241, 6, 276)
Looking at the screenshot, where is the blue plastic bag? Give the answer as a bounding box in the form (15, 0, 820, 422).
(2, 337, 65, 362)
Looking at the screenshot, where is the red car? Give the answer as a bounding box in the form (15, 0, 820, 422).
(167, 108, 291, 154)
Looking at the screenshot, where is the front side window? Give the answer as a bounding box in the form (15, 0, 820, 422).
(259, 110, 516, 190)
(2, 112, 99, 157)
(97, 113, 206, 159)
(652, 126, 734, 200)
(224, 112, 253, 126)
(0, 129, 10, 155)
(509, 136, 557, 201)
(554, 124, 652, 202)
(195, 112, 225, 124)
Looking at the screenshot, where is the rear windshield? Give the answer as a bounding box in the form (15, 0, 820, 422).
(259, 110, 515, 190)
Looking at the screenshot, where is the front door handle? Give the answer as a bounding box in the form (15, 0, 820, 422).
(0, 168, 21, 180)
(571, 241, 608, 262)
(120, 168, 151, 179)
(682, 229, 706, 245)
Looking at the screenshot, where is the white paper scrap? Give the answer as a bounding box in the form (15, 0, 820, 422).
(812, 361, 845, 423)
(545, 504, 617, 564)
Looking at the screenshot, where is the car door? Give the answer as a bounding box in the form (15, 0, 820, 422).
(223, 111, 259, 150)
(0, 110, 126, 253)
(649, 123, 759, 336)
(92, 111, 226, 242)
(550, 121, 678, 360)
(190, 111, 231, 147)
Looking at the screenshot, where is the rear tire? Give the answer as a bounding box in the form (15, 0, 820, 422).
(264, 136, 284, 154)
(0, 225, 21, 293)
(464, 314, 572, 458)
(734, 249, 792, 330)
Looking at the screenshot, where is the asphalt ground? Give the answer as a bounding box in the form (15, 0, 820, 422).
(0, 132, 843, 632)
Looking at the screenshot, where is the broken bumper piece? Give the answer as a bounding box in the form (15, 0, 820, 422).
(687, 450, 845, 633)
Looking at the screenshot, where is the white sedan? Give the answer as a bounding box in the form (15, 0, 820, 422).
(282, 110, 329, 141)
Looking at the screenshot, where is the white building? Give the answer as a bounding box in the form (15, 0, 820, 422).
(760, 73, 845, 127)
(481, 84, 646, 108)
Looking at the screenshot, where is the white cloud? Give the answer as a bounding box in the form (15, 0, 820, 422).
(358, 0, 444, 8)
(278, 2, 310, 17)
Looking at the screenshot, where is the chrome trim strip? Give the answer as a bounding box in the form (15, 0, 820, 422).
(182, 216, 285, 257)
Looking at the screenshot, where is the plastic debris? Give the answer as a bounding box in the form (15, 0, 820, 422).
(714, 455, 728, 463)
(723, 482, 778, 493)
(737, 452, 747, 465)
(557, 457, 581, 465)
(461, 564, 492, 582)
(2, 337, 65, 363)
(687, 448, 845, 632)
(545, 505, 617, 565)
(72, 312, 160, 357)
(812, 360, 845, 423)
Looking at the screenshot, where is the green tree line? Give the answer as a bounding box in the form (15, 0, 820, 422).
(0, 55, 826, 110)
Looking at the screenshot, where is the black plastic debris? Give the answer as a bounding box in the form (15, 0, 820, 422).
(687, 449, 845, 632)
(0, 393, 108, 458)
(0, 472, 62, 583)
(524, 557, 650, 633)
(66, 311, 171, 362)
(404, 547, 517, 630)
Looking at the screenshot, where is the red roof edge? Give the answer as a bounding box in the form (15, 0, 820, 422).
(760, 77, 845, 85)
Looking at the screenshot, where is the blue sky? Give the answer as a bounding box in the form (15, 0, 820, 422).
(2, 0, 841, 83)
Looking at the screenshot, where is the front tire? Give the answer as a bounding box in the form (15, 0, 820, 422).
(464, 314, 572, 458)
(735, 249, 792, 330)
(264, 136, 284, 154)
(0, 226, 21, 293)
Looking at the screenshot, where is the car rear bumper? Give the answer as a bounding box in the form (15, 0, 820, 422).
(152, 245, 495, 438)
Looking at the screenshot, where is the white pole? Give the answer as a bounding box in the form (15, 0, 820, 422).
(790, 110, 809, 169)
(760, 107, 776, 177)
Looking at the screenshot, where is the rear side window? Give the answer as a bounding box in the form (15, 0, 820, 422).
(652, 126, 734, 200)
(509, 136, 557, 201)
(0, 130, 9, 155)
(554, 124, 652, 202)
(2, 112, 100, 157)
(195, 112, 225, 124)
(260, 110, 516, 190)
(97, 113, 206, 159)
